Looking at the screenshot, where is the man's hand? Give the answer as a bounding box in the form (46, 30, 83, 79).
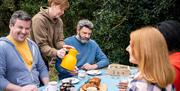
(117, 81, 128, 91)
(69, 66, 78, 75)
(81, 63, 98, 70)
(20, 85, 38, 91)
(63, 44, 75, 49)
(57, 45, 75, 58)
(5, 83, 38, 91)
(57, 48, 66, 58)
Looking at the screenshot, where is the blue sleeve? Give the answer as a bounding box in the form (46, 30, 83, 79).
(34, 44, 49, 79)
(0, 44, 10, 90)
(55, 58, 73, 80)
(95, 43, 109, 68)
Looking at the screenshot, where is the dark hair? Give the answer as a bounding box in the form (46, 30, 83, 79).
(9, 10, 31, 26)
(156, 20, 180, 51)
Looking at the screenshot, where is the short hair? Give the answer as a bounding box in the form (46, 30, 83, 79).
(130, 26, 175, 88)
(156, 20, 180, 51)
(77, 19, 94, 31)
(9, 10, 31, 26)
(48, 0, 69, 10)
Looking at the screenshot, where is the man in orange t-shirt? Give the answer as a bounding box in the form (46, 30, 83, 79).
(0, 10, 49, 91)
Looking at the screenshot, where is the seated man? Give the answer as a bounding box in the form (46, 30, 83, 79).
(55, 19, 109, 79)
(0, 10, 49, 91)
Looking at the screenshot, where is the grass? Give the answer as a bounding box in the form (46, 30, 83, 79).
(49, 62, 58, 81)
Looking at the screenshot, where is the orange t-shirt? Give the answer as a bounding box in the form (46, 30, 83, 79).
(7, 36, 33, 70)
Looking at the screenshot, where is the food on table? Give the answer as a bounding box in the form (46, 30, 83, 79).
(89, 77, 101, 87)
(82, 77, 101, 91)
(60, 80, 75, 91)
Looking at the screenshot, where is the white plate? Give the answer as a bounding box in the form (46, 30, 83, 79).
(62, 77, 80, 84)
(86, 70, 102, 75)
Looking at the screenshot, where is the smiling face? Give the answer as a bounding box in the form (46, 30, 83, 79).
(77, 27, 92, 43)
(9, 19, 31, 42)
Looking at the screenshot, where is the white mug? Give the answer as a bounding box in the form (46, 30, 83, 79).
(78, 70, 86, 78)
(45, 81, 58, 91)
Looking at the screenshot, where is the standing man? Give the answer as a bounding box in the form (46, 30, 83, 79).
(65, 19, 109, 70)
(30, 0, 72, 69)
(0, 10, 49, 91)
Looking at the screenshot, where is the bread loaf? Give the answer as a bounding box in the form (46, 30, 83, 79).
(82, 77, 101, 91)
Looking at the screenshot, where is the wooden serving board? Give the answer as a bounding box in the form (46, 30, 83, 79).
(80, 84, 107, 91)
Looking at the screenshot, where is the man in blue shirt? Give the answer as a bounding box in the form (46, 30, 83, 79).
(55, 19, 109, 79)
(65, 19, 109, 70)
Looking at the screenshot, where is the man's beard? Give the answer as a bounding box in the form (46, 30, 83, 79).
(76, 34, 90, 44)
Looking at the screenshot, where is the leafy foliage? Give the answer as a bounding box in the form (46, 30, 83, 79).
(63, 0, 178, 65)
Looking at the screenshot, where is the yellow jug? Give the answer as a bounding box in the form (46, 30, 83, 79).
(60, 48, 78, 71)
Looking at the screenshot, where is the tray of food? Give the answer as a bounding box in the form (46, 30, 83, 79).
(80, 77, 107, 91)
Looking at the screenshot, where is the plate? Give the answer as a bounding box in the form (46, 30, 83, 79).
(61, 77, 80, 84)
(86, 70, 102, 75)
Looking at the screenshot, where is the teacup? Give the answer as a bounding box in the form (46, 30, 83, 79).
(45, 81, 58, 91)
(78, 70, 86, 78)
